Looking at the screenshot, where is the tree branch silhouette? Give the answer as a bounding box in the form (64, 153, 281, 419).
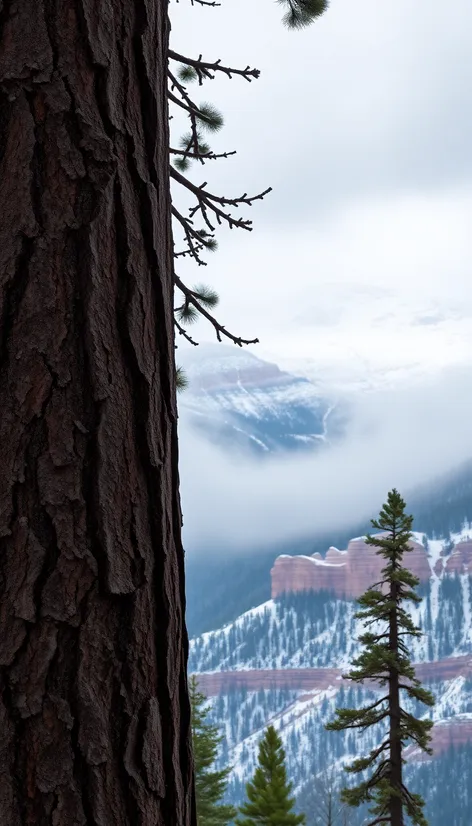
(169, 0, 329, 384)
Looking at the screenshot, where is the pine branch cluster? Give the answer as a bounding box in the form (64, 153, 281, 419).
(278, 0, 329, 30)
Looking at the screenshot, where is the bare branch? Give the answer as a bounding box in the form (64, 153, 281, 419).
(174, 248, 207, 262)
(168, 71, 201, 159)
(174, 274, 258, 346)
(174, 317, 199, 346)
(167, 88, 199, 118)
(189, 0, 221, 7)
(362, 696, 389, 713)
(170, 166, 272, 232)
(170, 147, 237, 163)
(174, 243, 206, 259)
(172, 206, 213, 266)
(169, 50, 260, 83)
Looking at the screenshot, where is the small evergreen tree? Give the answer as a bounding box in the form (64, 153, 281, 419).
(190, 675, 236, 826)
(326, 490, 435, 826)
(236, 725, 305, 826)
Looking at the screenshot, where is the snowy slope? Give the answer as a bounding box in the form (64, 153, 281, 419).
(213, 675, 472, 800)
(190, 529, 472, 673)
(178, 344, 344, 454)
(190, 527, 472, 809)
(190, 570, 472, 672)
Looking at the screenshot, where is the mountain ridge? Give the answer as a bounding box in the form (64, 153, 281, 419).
(271, 531, 472, 599)
(178, 343, 342, 455)
(188, 526, 472, 821)
(185, 460, 472, 636)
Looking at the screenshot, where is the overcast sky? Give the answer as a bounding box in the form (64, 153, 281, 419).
(171, 0, 472, 376)
(170, 0, 472, 551)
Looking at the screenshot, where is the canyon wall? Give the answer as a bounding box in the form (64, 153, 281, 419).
(271, 536, 430, 599)
(195, 660, 472, 758)
(195, 656, 472, 697)
(271, 537, 472, 599)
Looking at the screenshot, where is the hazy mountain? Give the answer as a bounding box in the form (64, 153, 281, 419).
(178, 344, 346, 455)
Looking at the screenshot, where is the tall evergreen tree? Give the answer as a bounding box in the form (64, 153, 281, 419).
(236, 725, 305, 826)
(190, 676, 236, 826)
(326, 490, 435, 826)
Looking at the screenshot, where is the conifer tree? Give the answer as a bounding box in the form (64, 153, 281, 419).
(236, 725, 305, 826)
(190, 676, 236, 826)
(326, 490, 435, 826)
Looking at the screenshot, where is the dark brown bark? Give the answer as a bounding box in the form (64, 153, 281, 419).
(389, 571, 403, 826)
(0, 1, 195, 824)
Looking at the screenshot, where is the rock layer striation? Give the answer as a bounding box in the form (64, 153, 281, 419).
(271, 536, 472, 599)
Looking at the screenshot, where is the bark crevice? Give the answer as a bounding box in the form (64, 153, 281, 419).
(0, 1, 194, 823)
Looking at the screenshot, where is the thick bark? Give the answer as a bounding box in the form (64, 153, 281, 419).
(389, 578, 403, 826)
(0, 1, 195, 824)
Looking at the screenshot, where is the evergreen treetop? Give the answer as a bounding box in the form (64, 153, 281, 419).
(236, 724, 305, 826)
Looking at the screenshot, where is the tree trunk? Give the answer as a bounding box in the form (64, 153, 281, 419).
(389, 576, 403, 826)
(0, 1, 195, 824)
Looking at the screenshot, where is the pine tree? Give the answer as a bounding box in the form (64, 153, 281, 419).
(190, 676, 236, 826)
(326, 490, 435, 826)
(236, 725, 305, 826)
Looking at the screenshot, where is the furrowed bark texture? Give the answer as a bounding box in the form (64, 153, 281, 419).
(0, 1, 195, 824)
(389, 574, 403, 826)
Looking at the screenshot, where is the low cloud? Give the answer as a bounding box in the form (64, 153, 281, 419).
(175, 186, 472, 368)
(171, 0, 472, 555)
(171, 0, 472, 225)
(178, 366, 472, 553)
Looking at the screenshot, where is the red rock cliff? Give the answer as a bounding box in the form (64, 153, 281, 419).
(444, 541, 472, 574)
(271, 536, 431, 600)
(195, 656, 472, 696)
